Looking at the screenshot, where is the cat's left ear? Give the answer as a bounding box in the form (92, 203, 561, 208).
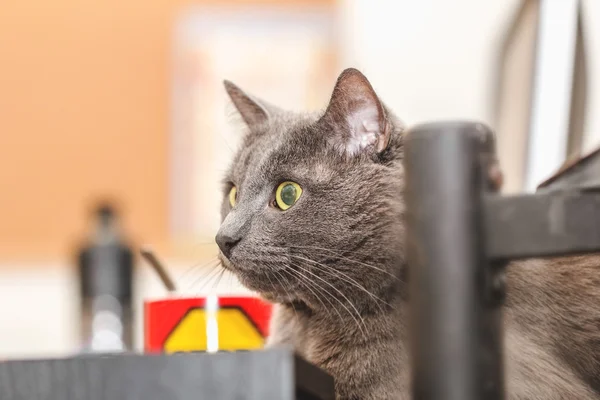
(320, 68, 391, 156)
(224, 80, 277, 132)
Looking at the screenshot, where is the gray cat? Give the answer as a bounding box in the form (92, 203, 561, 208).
(215, 68, 600, 399)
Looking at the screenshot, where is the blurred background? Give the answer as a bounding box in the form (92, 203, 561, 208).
(1, 0, 599, 357)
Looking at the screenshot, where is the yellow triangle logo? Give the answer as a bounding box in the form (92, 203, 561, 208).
(216, 309, 264, 351)
(164, 308, 207, 353)
(164, 308, 265, 353)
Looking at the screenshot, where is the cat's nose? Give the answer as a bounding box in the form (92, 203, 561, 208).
(215, 233, 241, 259)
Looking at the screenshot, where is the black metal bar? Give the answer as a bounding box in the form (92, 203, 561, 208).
(405, 122, 504, 400)
(485, 191, 600, 260)
(0, 350, 335, 400)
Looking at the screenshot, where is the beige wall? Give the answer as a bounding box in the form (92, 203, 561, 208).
(0, 0, 174, 260)
(0, 0, 334, 262)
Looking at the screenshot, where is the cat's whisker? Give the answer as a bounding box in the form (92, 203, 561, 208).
(188, 261, 223, 293)
(176, 261, 208, 286)
(289, 244, 374, 259)
(287, 245, 401, 281)
(176, 257, 219, 288)
(269, 269, 299, 320)
(293, 255, 390, 312)
(195, 265, 224, 294)
(228, 268, 235, 291)
(295, 269, 366, 338)
(211, 268, 226, 291)
(283, 263, 343, 323)
(182, 260, 222, 293)
(300, 249, 398, 279)
(289, 256, 368, 338)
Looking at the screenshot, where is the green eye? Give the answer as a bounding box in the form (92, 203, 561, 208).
(229, 186, 237, 207)
(275, 181, 302, 210)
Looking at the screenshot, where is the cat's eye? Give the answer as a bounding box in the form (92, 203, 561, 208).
(275, 181, 302, 210)
(228, 186, 237, 207)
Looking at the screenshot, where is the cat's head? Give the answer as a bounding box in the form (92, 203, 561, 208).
(216, 68, 406, 313)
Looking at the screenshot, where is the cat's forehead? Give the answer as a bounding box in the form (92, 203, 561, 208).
(230, 115, 334, 185)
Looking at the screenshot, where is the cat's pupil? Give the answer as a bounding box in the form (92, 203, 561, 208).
(281, 184, 297, 206)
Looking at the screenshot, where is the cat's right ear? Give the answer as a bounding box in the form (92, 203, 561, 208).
(320, 68, 392, 157)
(224, 80, 272, 131)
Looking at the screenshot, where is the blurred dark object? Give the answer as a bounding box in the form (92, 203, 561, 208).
(77, 203, 134, 353)
(0, 349, 334, 400)
(404, 121, 600, 400)
(405, 122, 504, 400)
(486, 145, 600, 261)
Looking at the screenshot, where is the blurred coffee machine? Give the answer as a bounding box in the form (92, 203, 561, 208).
(76, 203, 134, 353)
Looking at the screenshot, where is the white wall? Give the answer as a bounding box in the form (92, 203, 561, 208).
(340, 0, 600, 183)
(339, 0, 520, 125)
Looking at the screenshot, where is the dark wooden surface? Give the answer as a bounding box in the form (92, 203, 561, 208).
(0, 349, 335, 400)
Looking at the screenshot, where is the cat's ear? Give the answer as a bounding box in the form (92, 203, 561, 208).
(320, 68, 391, 156)
(224, 80, 274, 131)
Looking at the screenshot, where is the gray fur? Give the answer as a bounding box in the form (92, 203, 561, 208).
(216, 68, 600, 399)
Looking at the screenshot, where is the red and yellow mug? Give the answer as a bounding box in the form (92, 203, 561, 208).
(144, 296, 273, 353)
